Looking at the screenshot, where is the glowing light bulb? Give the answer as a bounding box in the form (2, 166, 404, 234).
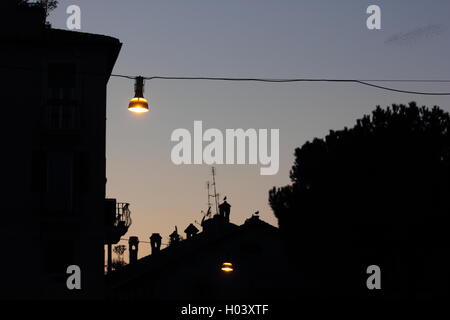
(128, 76, 149, 113)
(221, 262, 234, 272)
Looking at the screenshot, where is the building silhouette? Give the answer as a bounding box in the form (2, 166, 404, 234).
(0, 1, 124, 299)
(107, 211, 297, 300)
(0, 1, 295, 301)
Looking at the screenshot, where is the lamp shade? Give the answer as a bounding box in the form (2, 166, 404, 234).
(128, 76, 149, 113)
(128, 97, 149, 113)
(221, 262, 234, 272)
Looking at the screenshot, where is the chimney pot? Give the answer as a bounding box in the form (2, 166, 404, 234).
(128, 236, 139, 264)
(150, 233, 162, 254)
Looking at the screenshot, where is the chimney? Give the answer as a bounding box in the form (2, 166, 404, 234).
(150, 233, 162, 254)
(184, 223, 199, 239)
(218, 197, 231, 222)
(169, 226, 181, 246)
(128, 236, 139, 264)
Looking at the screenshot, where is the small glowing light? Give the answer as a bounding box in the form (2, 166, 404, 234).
(221, 262, 234, 272)
(128, 76, 149, 113)
(128, 97, 149, 113)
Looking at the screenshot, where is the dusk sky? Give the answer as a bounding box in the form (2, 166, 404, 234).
(48, 0, 450, 257)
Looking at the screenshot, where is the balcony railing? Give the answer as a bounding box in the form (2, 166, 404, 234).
(105, 199, 131, 244)
(115, 202, 132, 228)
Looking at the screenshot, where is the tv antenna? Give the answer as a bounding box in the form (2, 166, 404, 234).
(206, 181, 212, 211)
(211, 167, 220, 215)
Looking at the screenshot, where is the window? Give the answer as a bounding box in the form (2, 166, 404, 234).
(48, 104, 80, 129)
(46, 62, 79, 129)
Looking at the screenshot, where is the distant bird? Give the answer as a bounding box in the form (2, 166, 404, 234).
(254, 211, 259, 215)
(223, 196, 227, 201)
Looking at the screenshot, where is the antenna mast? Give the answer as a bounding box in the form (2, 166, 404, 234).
(211, 167, 219, 215)
(206, 181, 212, 209)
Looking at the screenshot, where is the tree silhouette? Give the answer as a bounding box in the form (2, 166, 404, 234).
(112, 245, 127, 271)
(39, 0, 58, 18)
(15, 0, 58, 23)
(269, 102, 450, 298)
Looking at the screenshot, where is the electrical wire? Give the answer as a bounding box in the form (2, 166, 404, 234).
(119, 238, 169, 246)
(112, 74, 450, 96)
(1, 64, 450, 95)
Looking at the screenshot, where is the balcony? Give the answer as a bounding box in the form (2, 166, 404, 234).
(105, 199, 132, 244)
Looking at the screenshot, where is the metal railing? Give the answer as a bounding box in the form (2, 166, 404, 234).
(115, 202, 132, 228)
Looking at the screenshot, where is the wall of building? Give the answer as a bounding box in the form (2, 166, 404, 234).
(0, 4, 120, 298)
